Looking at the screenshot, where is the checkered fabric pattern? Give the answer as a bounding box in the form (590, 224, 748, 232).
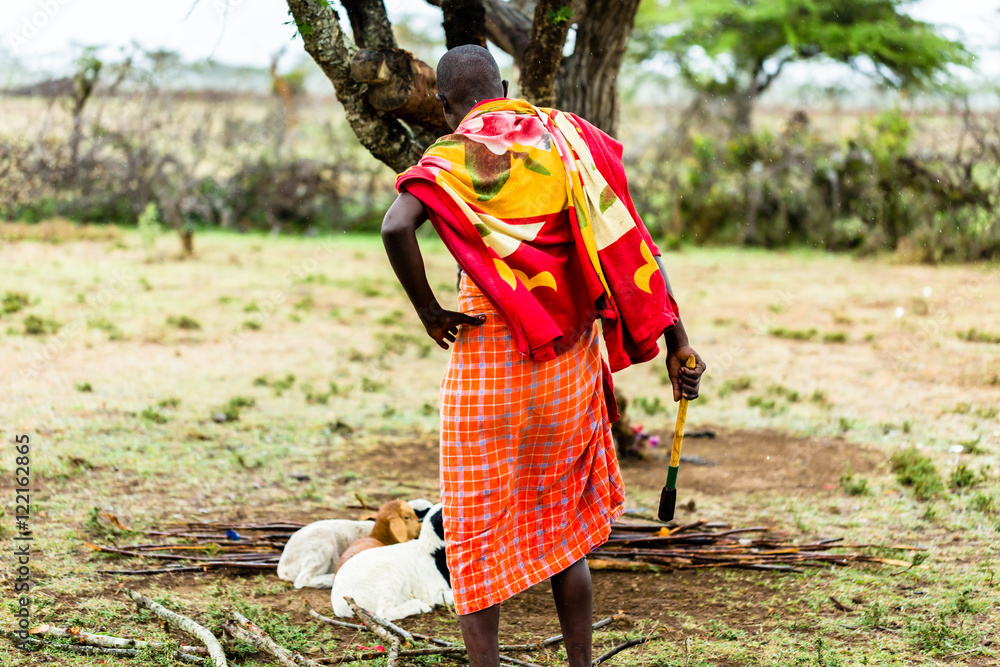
(440, 272, 626, 615)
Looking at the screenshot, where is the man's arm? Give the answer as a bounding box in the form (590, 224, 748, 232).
(381, 191, 484, 349)
(654, 254, 706, 402)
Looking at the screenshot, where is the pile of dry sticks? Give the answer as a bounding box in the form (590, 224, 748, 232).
(87, 516, 926, 577)
(7, 588, 649, 666)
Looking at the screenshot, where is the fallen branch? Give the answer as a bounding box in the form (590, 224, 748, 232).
(342, 597, 400, 648)
(2, 631, 204, 663)
(123, 588, 227, 667)
(343, 597, 412, 644)
(29, 624, 207, 655)
(227, 610, 323, 667)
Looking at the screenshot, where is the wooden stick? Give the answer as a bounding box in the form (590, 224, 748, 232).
(29, 624, 208, 654)
(3, 631, 205, 663)
(226, 610, 323, 667)
(385, 638, 401, 667)
(308, 607, 365, 630)
(592, 637, 651, 665)
(124, 588, 227, 667)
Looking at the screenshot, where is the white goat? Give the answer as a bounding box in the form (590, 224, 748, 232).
(330, 503, 452, 620)
(278, 499, 434, 590)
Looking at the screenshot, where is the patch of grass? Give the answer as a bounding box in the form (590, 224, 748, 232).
(767, 384, 800, 402)
(23, 314, 61, 335)
(243, 300, 261, 312)
(88, 315, 126, 340)
(1, 291, 31, 315)
(140, 407, 168, 424)
(822, 331, 848, 343)
(253, 375, 270, 387)
(294, 295, 315, 311)
(241, 319, 262, 331)
(957, 327, 1000, 344)
(633, 396, 668, 415)
(890, 447, 944, 500)
(769, 327, 817, 341)
(906, 614, 979, 655)
(75, 382, 93, 392)
(157, 397, 181, 409)
(838, 467, 871, 496)
(166, 315, 202, 330)
(747, 396, 785, 415)
(718, 376, 752, 397)
(271, 373, 296, 395)
(969, 492, 996, 514)
(838, 417, 854, 432)
(949, 463, 984, 491)
(215, 396, 256, 423)
(361, 377, 385, 393)
(810, 389, 831, 408)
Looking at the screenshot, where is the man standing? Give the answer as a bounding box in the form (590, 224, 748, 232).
(381, 45, 705, 667)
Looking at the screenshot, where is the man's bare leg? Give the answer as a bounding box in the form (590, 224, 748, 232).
(551, 558, 593, 667)
(458, 604, 500, 667)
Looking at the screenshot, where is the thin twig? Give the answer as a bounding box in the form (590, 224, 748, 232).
(308, 607, 365, 631)
(124, 588, 227, 667)
(592, 637, 651, 665)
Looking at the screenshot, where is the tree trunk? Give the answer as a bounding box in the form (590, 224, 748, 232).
(441, 0, 487, 49)
(519, 0, 573, 108)
(555, 0, 640, 136)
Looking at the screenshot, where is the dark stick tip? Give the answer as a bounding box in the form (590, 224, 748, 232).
(658, 487, 677, 522)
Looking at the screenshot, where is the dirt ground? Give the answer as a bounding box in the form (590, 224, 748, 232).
(1, 232, 997, 665)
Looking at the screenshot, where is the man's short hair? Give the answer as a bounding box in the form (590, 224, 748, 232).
(437, 44, 503, 102)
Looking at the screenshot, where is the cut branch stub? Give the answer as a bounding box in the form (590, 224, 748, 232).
(350, 48, 451, 137)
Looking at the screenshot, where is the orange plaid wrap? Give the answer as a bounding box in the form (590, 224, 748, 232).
(440, 272, 626, 615)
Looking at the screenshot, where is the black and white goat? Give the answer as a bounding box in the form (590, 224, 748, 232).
(278, 499, 433, 589)
(330, 503, 452, 620)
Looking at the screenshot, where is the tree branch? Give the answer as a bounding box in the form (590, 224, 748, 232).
(441, 0, 487, 49)
(286, 0, 426, 173)
(520, 0, 573, 107)
(341, 0, 396, 50)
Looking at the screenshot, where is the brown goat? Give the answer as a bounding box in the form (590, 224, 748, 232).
(335, 500, 420, 572)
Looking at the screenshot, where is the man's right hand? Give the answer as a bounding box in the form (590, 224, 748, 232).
(418, 302, 486, 349)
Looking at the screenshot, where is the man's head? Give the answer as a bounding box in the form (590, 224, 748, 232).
(436, 45, 508, 131)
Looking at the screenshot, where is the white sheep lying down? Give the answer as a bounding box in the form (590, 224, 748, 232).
(331, 503, 453, 621)
(278, 499, 434, 589)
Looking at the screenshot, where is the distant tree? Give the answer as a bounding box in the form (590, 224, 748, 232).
(284, 0, 643, 173)
(634, 0, 973, 135)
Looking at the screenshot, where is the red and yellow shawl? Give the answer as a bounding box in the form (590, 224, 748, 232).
(397, 98, 679, 391)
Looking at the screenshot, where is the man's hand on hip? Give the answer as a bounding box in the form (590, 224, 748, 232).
(418, 302, 486, 349)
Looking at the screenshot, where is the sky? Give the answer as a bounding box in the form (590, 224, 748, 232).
(1, 0, 998, 81)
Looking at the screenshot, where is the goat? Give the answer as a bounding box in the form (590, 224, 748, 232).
(330, 503, 452, 620)
(278, 499, 433, 589)
(334, 499, 420, 571)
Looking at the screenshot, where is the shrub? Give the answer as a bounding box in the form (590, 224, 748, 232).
(23, 314, 60, 335)
(166, 315, 202, 330)
(890, 448, 944, 500)
(1, 291, 31, 315)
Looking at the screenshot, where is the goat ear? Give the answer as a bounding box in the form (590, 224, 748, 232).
(388, 516, 409, 543)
